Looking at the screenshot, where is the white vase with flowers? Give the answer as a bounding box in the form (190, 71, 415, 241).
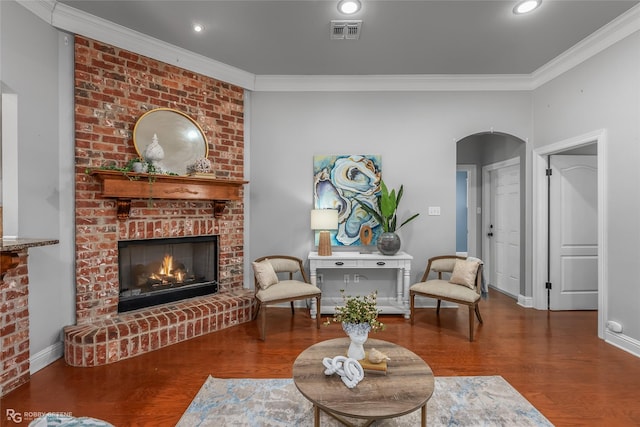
(325, 291, 385, 360)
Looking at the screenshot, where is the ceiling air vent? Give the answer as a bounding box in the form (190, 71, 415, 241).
(330, 20, 362, 40)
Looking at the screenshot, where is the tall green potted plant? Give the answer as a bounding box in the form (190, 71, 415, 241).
(356, 180, 419, 255)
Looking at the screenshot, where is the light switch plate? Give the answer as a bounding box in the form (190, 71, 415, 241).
(428, 206, 441, 216)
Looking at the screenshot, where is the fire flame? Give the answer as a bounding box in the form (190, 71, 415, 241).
(160, 254, 173, 276)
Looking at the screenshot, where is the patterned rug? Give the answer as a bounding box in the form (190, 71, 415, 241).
(177, 375, 553, 426)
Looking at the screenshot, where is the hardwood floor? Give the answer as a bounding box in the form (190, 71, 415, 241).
(2, 289, 639, 426)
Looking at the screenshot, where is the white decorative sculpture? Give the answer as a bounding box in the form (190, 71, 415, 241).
(188, 157, 212, 174)
(144, 133, 166, 173)
(368, 348, 391, 364)
(322, 355, 364, 388)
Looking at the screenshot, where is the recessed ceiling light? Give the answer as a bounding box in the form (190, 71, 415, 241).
(513, 0, 542, 15)
(338, 0, 361, 15)
(193, 23, 204, 33)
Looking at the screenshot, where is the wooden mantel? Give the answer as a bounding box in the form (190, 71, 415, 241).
(89, 169, 248, 220)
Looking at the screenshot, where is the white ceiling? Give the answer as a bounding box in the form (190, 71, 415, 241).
(57, 0, 639, 76)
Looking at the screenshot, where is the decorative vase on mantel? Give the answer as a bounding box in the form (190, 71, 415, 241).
(377, 231, 401, 256)
(342, 322, 371, 360)
(144, 133, 165, 173)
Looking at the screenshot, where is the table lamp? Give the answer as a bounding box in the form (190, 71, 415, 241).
(311, 209, 339, 256)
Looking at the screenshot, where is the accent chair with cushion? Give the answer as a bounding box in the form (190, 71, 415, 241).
(409, 255, 484, 341)
(252, 255, 321, 341)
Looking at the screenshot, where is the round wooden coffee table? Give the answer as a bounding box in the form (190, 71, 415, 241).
(292, 338, 434, 426)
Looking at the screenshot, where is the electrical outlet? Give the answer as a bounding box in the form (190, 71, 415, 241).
(344, 274, 350, 284)
(354, 274, 360, 283)
(317, 274, 323, 284)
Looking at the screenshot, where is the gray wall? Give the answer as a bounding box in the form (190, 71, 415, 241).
(1, 1, 76, 371)
(248, 91, 532, 287)
(533, 31, 640, 343)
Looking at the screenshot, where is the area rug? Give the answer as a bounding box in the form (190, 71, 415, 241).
(177, 375, 553, 426)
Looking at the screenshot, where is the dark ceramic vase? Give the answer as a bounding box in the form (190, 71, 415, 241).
(377, 232, 401, 255)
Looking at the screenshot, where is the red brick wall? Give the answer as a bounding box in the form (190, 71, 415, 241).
(0, 251, 30, 396)
(74, 36, 245, 324)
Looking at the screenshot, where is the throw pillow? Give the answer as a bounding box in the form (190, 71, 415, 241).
(252, 259, 279, 290)
(449, 259, 480, 289)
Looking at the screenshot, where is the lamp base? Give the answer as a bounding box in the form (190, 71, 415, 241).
(318, 231, 332, 256)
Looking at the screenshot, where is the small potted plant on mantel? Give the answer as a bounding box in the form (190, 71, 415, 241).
(356, 179, 420, 255)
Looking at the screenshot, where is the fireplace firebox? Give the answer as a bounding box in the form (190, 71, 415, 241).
(118, 235, 219, 312)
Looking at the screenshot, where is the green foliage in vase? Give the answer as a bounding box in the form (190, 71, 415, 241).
(356, 179, 419, 233)
(324, 290, 385, 332)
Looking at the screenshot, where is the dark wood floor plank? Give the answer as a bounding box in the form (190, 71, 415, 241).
(2, 289, 640, 426)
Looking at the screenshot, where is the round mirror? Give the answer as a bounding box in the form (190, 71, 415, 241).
(133, 108, 209, 175)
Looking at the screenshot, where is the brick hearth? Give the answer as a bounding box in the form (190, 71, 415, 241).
(64, 290, 253, 367)
(66, 36, 249, 367)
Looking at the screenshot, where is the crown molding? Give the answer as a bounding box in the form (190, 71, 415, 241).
(531, 3, 640, 88)
(258, 3, 640, 92)
(253, 74, 535, 92)
(19, 0, 256, 90)
(17, 0, 640, 93)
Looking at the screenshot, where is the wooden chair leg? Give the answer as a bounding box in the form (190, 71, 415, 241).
(259, 303, 267, 341)
(252, 300, 259, 320)
(290, 301, 295, 316)
(468, 305, 474, 342)
(315, 296, 321, 329)
(475, 304, 483, 323)
(436, 299, 442, 315)
(410, 293, 415, 325)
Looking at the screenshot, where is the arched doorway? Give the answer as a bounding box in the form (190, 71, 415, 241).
(456, 132, 526, 301)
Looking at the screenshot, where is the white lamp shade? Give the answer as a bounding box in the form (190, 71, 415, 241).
(311, 209, 339, 230)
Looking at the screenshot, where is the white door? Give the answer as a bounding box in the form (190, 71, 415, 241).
(487, 163, 520, 298)
(549, 155, 598, 310)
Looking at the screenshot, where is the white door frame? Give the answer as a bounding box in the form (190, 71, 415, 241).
(532, 129, 607, 339)
(457, 164, 477, 257)
(482, 157, 520, 289)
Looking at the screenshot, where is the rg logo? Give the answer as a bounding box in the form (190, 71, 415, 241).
(6, 409, 22, 423)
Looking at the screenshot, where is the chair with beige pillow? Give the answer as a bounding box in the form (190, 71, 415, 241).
(252, 255, 321, 341)
(409, 255, 484, 341)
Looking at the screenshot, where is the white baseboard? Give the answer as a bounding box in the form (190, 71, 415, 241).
(517, 294, 534, 308)
(604, 330, 640, 358)
(30, 341, 64, 374)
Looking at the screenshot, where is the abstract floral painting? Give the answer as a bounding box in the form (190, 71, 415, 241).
(313, 154, 382, 246)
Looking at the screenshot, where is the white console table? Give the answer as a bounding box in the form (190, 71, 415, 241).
(308, 251, 413, 319)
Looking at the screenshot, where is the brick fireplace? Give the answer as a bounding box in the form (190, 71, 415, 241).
(63, 36, 253, 367)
